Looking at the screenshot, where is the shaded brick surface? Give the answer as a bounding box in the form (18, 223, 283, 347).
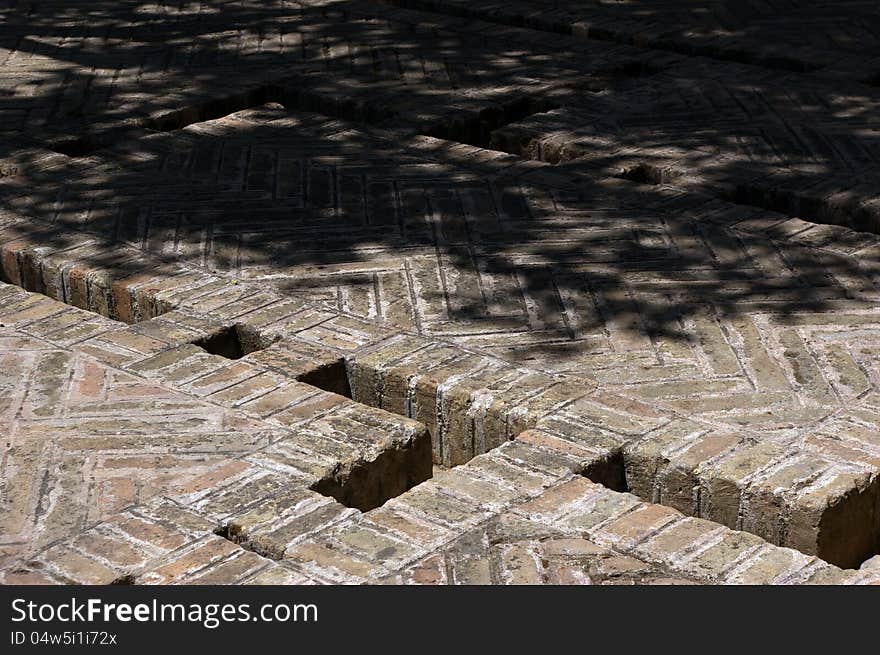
(3, 1, 880, 582)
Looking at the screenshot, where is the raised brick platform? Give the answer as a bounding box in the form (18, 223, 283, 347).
(2, 1, 880, 584)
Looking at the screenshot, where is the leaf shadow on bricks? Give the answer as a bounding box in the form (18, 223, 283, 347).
(384, 0, 880, 75)
(2, 0, 880, 371)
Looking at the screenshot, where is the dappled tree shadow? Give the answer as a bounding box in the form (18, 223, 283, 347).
(2, 0, 880, 373)
(381, 0, 880, 76)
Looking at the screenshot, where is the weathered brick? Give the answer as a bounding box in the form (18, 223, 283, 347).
(135, 536, 246, 584)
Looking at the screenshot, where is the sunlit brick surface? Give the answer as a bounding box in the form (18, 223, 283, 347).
(2, 1, 880, 583)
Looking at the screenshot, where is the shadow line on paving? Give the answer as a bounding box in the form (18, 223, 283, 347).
(3, 1, 880, 579)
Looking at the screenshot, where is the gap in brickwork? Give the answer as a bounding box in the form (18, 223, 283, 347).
(583, 451, 627, 494)
(614, 163, 682, 186)
(310, 429, 434, 513)
(302, 345, 628, 490)
(296, 358, 353, 398)
(2, 251, 875, 569)
(721, 183, 880, 234)
(46, 85, 272, 156)
(616, 164, 880, 235)
(47, 80, 395, 157)
(430, 116, 879, 236)
(213, 524, 241, 542)
(212, 428, 431, 540)
(422, 96, 561, 149)
(212, 523, 289, 561)
(191, 324, 266, 360)
(615, 166, 652, 184)
(212, 524, 271, 558)
(306, 356, 479, 470)
(0, 275, 434, 521)
(212, 524, 281, 560)
(208, 433, 434, 554)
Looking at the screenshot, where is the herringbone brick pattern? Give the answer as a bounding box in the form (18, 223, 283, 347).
(0, 328, 268, 563)
(490, 63, 880, 231)
(0, 283, 431, 569)
(0, 0, 633, 152)
(3, 1, 880, 583)
(6, 105, 880, 438)
(4, 98, 880, 562)
(382, 0, 880, 77)
(391, 516, 703, 585)
(4, 1, 880, 235)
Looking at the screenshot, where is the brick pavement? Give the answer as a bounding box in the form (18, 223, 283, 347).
(381, 1, 880, 77)
(2, 1, 880, 584)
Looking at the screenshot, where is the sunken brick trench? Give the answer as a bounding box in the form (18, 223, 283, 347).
(1, 1, 880, 585)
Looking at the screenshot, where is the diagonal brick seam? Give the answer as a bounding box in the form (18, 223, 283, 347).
(4, 280, 876, 582)
(3, 2, 880, 239)
(0, 0, 660, 167)
(0, 284, 435, 564)
(391, 475, 880, 585)
(2, 188, 880, 568)
(3, 107, 880, 566)
(1, 0, 876, 576)
(0, 431, 597, 585)
(7, 450, 879, 585)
